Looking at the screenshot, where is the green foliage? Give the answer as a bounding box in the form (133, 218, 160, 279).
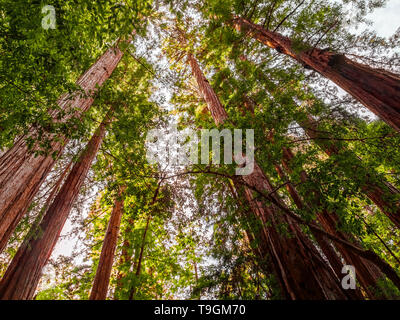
(2, 0, 400, 300)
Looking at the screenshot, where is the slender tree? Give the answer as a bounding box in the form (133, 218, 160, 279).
(232, 17, 400, 132)
(0, 46, 123, 253)
(0, 110, 112, 300)
(129, 182, 161, 300)
(90, 186, 126, 300)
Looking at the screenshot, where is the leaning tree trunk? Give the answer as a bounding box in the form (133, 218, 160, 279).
(90, 186, 126, 300)
(187, 53, 351, 299)
(276, 158, 382, 299)
(227, 180, 278, 282)
(300, 114, 400, 229)
(273, 165, 344, 277)
(232, 17, 400, 132)
(0, 46, 123, 253)
(238, 94, 356, 295)
(0, 112, 112, 300)
(232, 51, 400, 229)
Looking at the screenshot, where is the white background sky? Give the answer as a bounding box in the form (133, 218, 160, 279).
(368, 0, 400, 37)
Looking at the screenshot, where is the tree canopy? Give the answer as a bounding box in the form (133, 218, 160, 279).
(0, 0, 399, 300)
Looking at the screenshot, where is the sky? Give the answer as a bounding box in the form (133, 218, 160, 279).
(368, 0, 400, 37)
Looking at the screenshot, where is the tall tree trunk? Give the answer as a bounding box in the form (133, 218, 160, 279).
(114, 218, 135, 300)
(281, 146, 399, 297)
(187, 53, 351, 299)
(0, 46, 123, 253)
(232, 17, 400, 132)
(227, 180, 276, 278)
(239, 93, 351, 289)
(275, 160, 380, 299)
(230, 114, 357, 296)
(0, 111, 112, 300)
(273, 165, 343, 276)
(232, 51, 400, 229)
(300, 114, 400, 229)
(90, 186, 126, 300)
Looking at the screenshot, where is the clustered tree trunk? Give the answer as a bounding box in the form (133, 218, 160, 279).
(300, 114, 400, 229)
(0, 12, 399, 301)
(187, 53, 352, 299)
(279, 147, 389, 299)
(0, 46, 123, 253)
(0, 111, 112, 300)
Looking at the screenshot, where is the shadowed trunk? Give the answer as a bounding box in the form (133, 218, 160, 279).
(232, 17, 400, 132)
(187, 53, 351, 299)
(114, 218, 135, 300)
(281, 146, 399, 298)
(0, 46, 123, 253)
(0, 111, 112, 300)
(273, 165, 344, 277)
(227, 180, 276, 278)
(300, 115, 400, 229)
(90, 186, 126, 300)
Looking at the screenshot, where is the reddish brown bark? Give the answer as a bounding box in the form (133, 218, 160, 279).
(274, 165, 343, 276)
(90, 186, 126, 300)
(281, 146, 397, 298)
(0, 46, 123, 253)
(239, 93, 360, 297)
(0, 112, 111, 300)
(241, 162, 352, 299)
(114, 218, 135, 299)
(187, 53, 351, 299)
(232, 17, 400, 132)
(300, 115, 400, 229)
(227, 180, 275, 278)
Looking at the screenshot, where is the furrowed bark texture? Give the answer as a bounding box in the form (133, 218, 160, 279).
(0, 46, 123, 253)
(90, 186, 126, 300)
(232, 17, 400, 132)
(0, 113, 111, 300)
(277, 153, 381, 299)
(188, 53, 350, 299)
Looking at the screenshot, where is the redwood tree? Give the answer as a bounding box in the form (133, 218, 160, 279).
(0, 111, 112, 300)
(300, 114, 400, 229)
(187, 52, 351, 299)
(232, 17, 400, 132)
(0, 46, 123, 253)
(90, 186, 126, 300)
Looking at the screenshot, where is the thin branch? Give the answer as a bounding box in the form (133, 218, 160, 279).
(273, 0, 307, 32)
